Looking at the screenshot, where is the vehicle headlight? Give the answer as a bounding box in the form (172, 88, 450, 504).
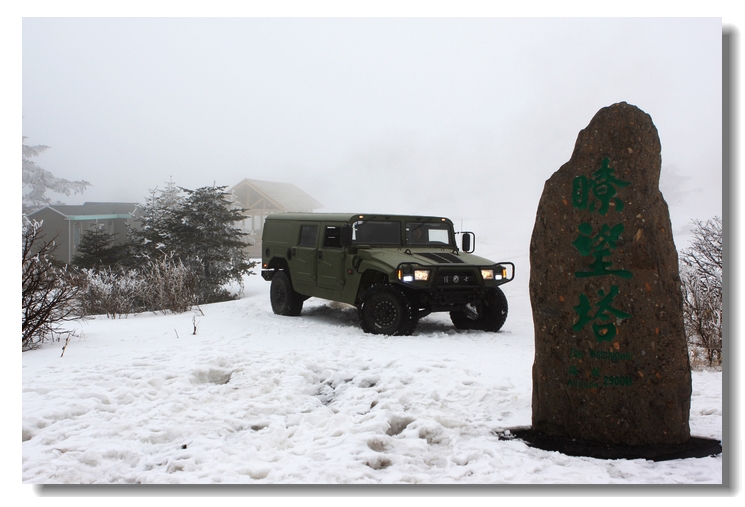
(414, 269, 430, 281)
(398, 265, 430, 282)
(481, 269, 494, 280)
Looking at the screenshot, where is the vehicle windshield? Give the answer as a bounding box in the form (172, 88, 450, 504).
(351, 220, 401, 246)
(406, 221, 454, 246)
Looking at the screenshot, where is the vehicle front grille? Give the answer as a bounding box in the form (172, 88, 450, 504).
(435, 269, 479, 287)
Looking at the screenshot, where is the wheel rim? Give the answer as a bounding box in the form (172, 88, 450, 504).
(372, 299, 397, 328)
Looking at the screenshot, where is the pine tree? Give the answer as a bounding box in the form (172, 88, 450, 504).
(22, 137, 90, 208)
(128, 183, 255, 303)
(169, 186, 254, 303)
(127, 180, 182, 262)
(73, 227, 121, 269)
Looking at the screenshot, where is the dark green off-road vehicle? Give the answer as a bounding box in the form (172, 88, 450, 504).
(261, 213, 514, 335)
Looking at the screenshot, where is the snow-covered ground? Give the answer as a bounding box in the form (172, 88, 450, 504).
(22, 259, 722, 485)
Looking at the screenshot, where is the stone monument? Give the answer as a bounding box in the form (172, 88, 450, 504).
(529, 102, 691, 446)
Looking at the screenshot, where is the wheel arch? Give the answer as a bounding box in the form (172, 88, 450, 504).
(264, 257, 291, 280)
(354, 268, 390, 306)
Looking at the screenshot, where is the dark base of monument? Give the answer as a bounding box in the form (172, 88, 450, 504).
(497, 427, 722, 462)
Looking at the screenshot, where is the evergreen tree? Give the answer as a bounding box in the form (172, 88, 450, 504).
(22, 137, 90, 208)
(73, 227, 121, 269)
(127, 180, 182, 262)
(129, 183, 254, 303)
(169, 186, 254, 303)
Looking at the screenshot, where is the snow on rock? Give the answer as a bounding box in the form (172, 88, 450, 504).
(22, 272, 722, 484)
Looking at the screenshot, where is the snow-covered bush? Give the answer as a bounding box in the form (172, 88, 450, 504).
(138, 254, 198, 314)
(22, 219, 82, 351)
(78, 268, 143, 319)
(680, 216, 722, 367)
(76, 254, 198, 318)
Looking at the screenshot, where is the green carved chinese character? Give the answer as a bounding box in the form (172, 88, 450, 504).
(568, 365, 579, 377)
(591, 367, 601, 378)
(572, 222, 633, 279)
(572, 285, 632, 342)
(572, 158, 630, 215)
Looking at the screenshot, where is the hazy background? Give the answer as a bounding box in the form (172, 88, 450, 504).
(22, 17, 722, 252)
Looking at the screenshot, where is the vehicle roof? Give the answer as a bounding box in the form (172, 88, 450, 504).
(265, 213, 453, 223)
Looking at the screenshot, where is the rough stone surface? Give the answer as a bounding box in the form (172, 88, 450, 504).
(529, 102, 691, 446)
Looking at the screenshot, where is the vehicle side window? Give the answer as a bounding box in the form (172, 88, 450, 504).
(323, 225, 342, 248)
(298, 225, 318, 247)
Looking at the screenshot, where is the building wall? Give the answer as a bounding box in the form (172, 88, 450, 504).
(27, 209, 72, 264)
(230, 180, 321, 259)
(27, 210, 134, 265)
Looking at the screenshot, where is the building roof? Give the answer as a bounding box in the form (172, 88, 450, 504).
(230, 179, 323, 212)
(27, 202, 139, 221)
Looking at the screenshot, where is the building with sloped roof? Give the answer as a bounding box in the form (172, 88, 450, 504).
(25, 202, 138, 265)
(229, 179, 323, 255)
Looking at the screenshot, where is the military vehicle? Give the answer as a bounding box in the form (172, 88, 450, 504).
(260, 213, 514, 335)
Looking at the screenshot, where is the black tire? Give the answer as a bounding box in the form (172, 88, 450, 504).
(450, 287, 508, 332)
(270, 271, 304, 316)
(450, 310, 473, 330)
(359, 283, 417, 336)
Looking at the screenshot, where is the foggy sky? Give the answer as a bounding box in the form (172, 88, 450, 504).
(22, 17, 722, 248)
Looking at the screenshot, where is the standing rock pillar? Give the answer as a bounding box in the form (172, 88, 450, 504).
(529, 102, 691, 446)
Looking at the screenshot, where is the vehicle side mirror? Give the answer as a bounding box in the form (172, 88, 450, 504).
(340, 224, 353, 247)
(461, 232, 475, 253)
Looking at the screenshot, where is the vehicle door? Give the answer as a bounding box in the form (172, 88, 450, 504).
(290, 222, 319, 290)
(317, 223, 346, 291)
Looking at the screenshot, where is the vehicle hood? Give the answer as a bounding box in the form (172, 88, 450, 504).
(356, 247, 498, 268)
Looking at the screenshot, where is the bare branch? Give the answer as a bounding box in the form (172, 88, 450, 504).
(679, 216, 722, 367)
(22, 219, 83, 351)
